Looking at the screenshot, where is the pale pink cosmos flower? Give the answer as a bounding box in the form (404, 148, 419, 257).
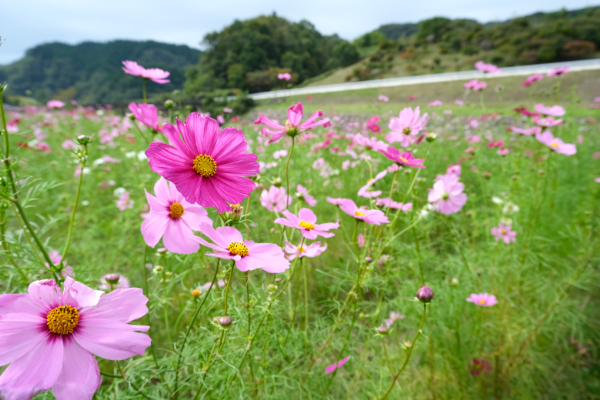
(325, 356, 351, 374)
(464, 79, 479, 88)
(338, 199, 389, 225)
(595, 178, 600, 183)
(0, 277, 150, 400)
(62, 140, 78, 150)
(260, 186, 292, 212)
(116, 191, 134, 212)
(475, 61, 501, 73)
(534, 104, 565, 117)
(533, 116, 562, 127)
(446, 164, 461, 178)
(358, 170, 387, 198)
(428, 100, 443, 107)
(473, 81, 488, 91)
(223, 108, 233, 113)
(510, 126, 542, 135)
(428, 174, 467, 215)
(146, 113, 259, 214)
(296, 184, 317, 207)
(386, 107, 428, 147)
(522, 74, 544, 86)
(275, 208, 339, 240)
(217, 115, 225, 124)
(254, 102, 330, 144)
(378, 95, 389, 102)
(455, 99, 464, 106)
(122, 60, 170, 84)
(194, 224, 290, 273)
(326, 197, 345, 206)
(466, 293, 498, 307)
(491, 223, 517, 244)
(141, 177, 212, 254)
(99, 274, 130, 290)
(128, 103, 162, 132)
(278, 73, 292, 81)
(535, 130, 576, 156)
(283, 241, 327, 260)
(195, 279, 227, 295)
(497, 148, 509, 156)
(465, 147, 475, 154)
(46, 100, 65, 109)
(353, 133, 387, 151)
(357, 234, 365, 248)
(384, 311, 405, 327)
(376, 198, 412, 212)
(379, 146, 426, 169)
(547, 67, 569, 77)
(47, 250, 74, 278)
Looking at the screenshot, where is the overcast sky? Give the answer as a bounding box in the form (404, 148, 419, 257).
(1, 0, 597, 64)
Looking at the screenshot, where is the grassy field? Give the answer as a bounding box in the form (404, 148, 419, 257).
(0, 71, 599, 399)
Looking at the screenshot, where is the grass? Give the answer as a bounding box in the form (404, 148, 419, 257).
(0, 75, 599, 399)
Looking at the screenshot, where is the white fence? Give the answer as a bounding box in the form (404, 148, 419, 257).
(244, 59, 600, 101)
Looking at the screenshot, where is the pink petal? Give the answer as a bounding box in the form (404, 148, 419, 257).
(81, 288, 148, 323)
(298, 208, 317, 223)
(27, 280, 62, 311)
(52, 336, 101, 400)
(287, 103, 303, 126)
(162, 220, 200, 254)
(73, 319, 150, 360)
(0, 335, 64, 400)
(0, 293, 44, 316)
(0, 313, 47, 366)
(141, 215, 169, 248)
(62, 277, 103, 309)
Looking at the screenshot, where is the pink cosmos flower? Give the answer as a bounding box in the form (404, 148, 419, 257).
(535, 130, 576, 155)
(595, 178, 600, 183)
(464, 79, 479, 88)
(408, 95, 416, 100)
(0, 278, 150, 400)
(522, 74, 544, 86)
(510, 126, 542, 135)
(357, 233, 365, 247)
(146, 113, 259, 213)
(379, 146, 426, 169)
(534, 104, 565, 117)
(475, 61, 501, 73)
(254, 102, 330, 143)
(99, 274, 130, 290)
(497, 148, 509, 156)
(6, 119, 19, 133)
(473, 81, 488, 91)
(378, 95, 389, 102)
(46, 100, 65, 109)
(446, 164, 461, 178)
(326, 197, 345, 206)
(367, 116, 382, 133)
(386, 107, 428, 146)
(275, 208, 339, 240)
(533, 116, 562, 127)
(296, 184, 317, 206)
(122, 60, 170, 84)
(384, 311, 405, 327)
(47, 250, 74, 278)
(194, 224, 289, 273)
(141, 177, 212, 254)
(470, 358, 492, 376)
(325, 356, 351, 374)
(260, 186, 292, 212)
(338, 199, 389, 225)
(376, 198, 412, 212)
(465, 147, 475, 154)
(547, 67, 569, 77)
(223, 108, 233, 113)
(358, 170, 387, 198)
(466, 293, 498, 307)
(62, 140, 78, 150)
(428, 174, 467, 215)
(491, 223, 517, 244)
(128, 103, 162, 132)
(116, 191, 134, 212)
(455, 99, 464, 106)
(428, 100, 443, 107)
(283, 241, 327, 260)
(278, 73, 292, 81)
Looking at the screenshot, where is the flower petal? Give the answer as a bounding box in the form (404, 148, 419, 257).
(27, 280, 62, 311)
(62, 277, 103, 309)
(52, 337, 101, 400)
(162, 220, 200, 254)
(0, 313, 47, 366)
(81, 288, 148, 323)
(141, 215, 169, 248)
(73, 319, 150, 360)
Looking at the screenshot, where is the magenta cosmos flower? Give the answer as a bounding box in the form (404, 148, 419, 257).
(547, 67, 569, 77)
(260, 186, 292, 212)
(380, 146, 425, 169)
(146, 113, 259, 213)
(475, 61, 501, 73)
(535, 130, 576, 156)
(141, 177, 212, 254)
(510, 126, 541, 135)
(254, 102, 330, 143)
(522, 74, 544, 87)
(275, 208, 339, 240)
(0, 278, 150, 400)
(353, 133, 387, 151)
(283, 241, 327, 260)
(194, 224, 290, 273)
(428, 174, 467, 215)
(534, 104, 565, 117)
(386, 107, 428, 146)
(339, 199, 389, 225)
(325, 356, 351, 374)
(491, 223, 517, 244)
(466, 293, 498, 307)
(122, 60, 170, 84)
(128, 102, 162, 132)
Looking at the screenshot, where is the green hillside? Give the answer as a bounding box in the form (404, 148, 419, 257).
(0, 40, 201, 105)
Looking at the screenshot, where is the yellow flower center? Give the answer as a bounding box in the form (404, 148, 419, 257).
(227, 241, 249, 257)
(403, 127, 411, 135)
(550, 142, 559, 148)
(479, 299, 486, 304)
(501, 229, 507, 235)
(170, 202, 185, 219)
(399, 156, 408, 163)
(298, 246, 306, 253)
(299, 220, 315, 230)
(355, 211, 366, 216)
(192, 154, 217, 177)
(47, 305, 79, 335)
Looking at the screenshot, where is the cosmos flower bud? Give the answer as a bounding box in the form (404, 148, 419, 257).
(451, 278, 459, 287)
(274, 278, 281, 283)
(426, 132, 437, 142)
(483, 172, 492, 179)
(226, 204, 243, 222)
(272, 177, 282, 187)
(219, 316, 232, 327)
(157, 248, 168, 254)
(103, 273, 121, 285)
(76, 135, 92, 145)
(364, 256, 373, 263)
(164, 99, 174, 109)
(416, 286, 434, 303)
(377, 326, 388, 335)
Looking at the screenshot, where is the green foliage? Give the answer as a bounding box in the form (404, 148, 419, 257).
(0, 40, 200, 105)
(184, 15, 349, 94)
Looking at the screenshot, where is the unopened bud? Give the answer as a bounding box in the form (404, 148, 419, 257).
(249, 175, 261, 183)
(426, 132, 437, 142)
(272, 177, 282, 187)
(226, 204, 243, 221)
(157, 248, 168, 254)
(219, 316, 232, 327)
(191, 289, 201, 297)
(274, 278, 281, 283)
(76, 135, 91, 145)
(377, 326, 388, 335)
(364, 256, 373, 263)
(128, 114, 136, 121)
(164, 99, 174, 109)
(268, 284, 277, 292)
(416, 286, 434, 303)
(153, 265, 163, 272)
(104, 273, 121, 284)
(451, 278, 459, 287)
(483, 172, 492, 180)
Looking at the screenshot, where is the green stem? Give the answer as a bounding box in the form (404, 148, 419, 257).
(116, 360, 152, 400)
(385, 169, 399, 218)
(284, 137, 295, 210)
(161, 259, 172, 345)
(223, 261, 235, 316)
(62, 153, 87, 259)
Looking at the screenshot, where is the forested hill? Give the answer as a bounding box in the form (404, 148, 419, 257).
(0, 40, 201, 105)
